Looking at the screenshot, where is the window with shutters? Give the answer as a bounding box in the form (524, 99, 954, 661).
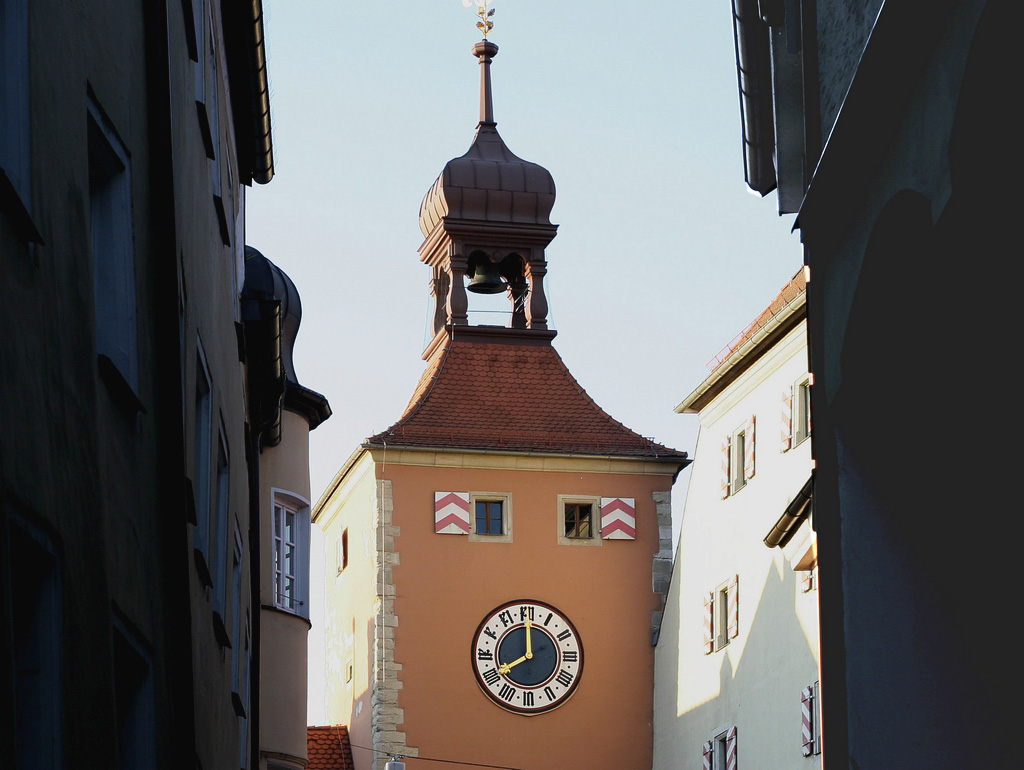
(704, 726, 737, 770)
(468, 492, 513, 543)
(704, 576, 739, 653)
(89, 96, 139, 396)
(793, 376, 811, 446)
(557, 495, 602, 546)
(722, 417, 755, 496)
(782, 375, 812, 451)
(192, 341, 213, 584)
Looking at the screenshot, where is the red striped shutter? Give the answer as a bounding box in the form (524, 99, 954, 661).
(743, 416, 755, 480)
(801, 686, 814, 756)
(781, 386, 793, 451)
(728, 575, 739, 639)
(726, 726, 738, 770)
(703, 592, 714, 654)
(434, 492, 470, 534)
(600, 497, 636, 540)
(702, 741, 713, 770)
(721, 436, 731, 498)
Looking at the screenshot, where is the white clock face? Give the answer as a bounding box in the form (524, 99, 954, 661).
(471, 599, 584, 715)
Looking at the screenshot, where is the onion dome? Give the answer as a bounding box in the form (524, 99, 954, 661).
(418, 41, 555, 237)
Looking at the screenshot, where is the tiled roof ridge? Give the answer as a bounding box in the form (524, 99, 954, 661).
(707, 267, 808, 372)
(393, 331, 456, 427)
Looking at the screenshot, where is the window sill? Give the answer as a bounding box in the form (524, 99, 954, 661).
(558, 535, 602, 547)
(260, 603, 312, 629)
(98, 354, 146, 414)
(213, 194, 231, 245)
(231, 691, 247, 718)
(212, 610, 232, 649)
(193, 547, 213, 589)
(0, 167, 43, 244)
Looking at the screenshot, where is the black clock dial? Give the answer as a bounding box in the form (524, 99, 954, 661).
(471, 599, 584, 715)
(496, 626, 557, 686)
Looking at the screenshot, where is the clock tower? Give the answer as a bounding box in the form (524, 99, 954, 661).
(315, 30, 689, 770)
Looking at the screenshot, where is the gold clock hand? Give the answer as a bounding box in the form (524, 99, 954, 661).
(498, 654, 527, 675)
(525, 618, 533, 659)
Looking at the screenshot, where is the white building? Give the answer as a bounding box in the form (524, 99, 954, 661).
(653, 270, 819, 770)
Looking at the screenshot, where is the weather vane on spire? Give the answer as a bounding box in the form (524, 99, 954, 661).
(462, 0, 495, 38)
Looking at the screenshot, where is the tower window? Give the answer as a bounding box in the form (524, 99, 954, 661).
(271, 490, 311, 618)
(564, 503, 593, 538)
(468, 493, 512, 543)
(557, 495, 603, 546)
(475, 500, 503, 535)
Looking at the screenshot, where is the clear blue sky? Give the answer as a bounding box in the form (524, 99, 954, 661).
(245, 0, 802, 721)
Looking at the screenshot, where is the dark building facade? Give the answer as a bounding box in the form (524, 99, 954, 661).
(1, 2, 327, 768)
(729, 0, 1010, 766)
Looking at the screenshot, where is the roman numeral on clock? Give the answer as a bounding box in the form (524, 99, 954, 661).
(498, 683, 516, 702)
(562, 650, 578, 662)
(557, 629, 571, 641)
(482, 668, 500, 686)
(477, 649, 493, 661)
(556, 669, 573, 687)
(522, 691, 534, 707)
(483, 627, 497, 640)
(544, 686, 556, 702)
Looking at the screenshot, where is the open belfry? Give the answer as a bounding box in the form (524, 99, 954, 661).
(314, 9, 689, 768)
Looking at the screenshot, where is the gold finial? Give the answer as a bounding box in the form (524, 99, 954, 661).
(462, 0, 495, 38)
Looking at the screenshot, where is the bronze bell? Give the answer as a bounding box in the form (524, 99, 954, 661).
(467, 260, 506, 294)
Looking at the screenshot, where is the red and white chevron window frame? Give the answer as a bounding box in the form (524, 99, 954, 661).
(434, 491, 470, 535)
(599, 497, 636, 540)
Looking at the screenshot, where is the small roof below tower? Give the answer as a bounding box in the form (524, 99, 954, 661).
(367, 336, 688, 463)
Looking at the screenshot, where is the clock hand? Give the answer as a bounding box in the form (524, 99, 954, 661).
(499, 654, 527, 675)
(525, 618, 533, 660)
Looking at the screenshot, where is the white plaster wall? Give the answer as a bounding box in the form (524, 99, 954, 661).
(653, 321, 819, 769)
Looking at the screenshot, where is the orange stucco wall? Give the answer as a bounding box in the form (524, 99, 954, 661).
(382, 457, 674, 770)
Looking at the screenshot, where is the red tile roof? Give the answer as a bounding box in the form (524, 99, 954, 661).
(307, 725, 354, 770)
(706, 267, 808, 371)
(368, 334, 687, 462)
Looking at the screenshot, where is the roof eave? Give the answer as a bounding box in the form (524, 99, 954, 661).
(676, 291, 806, 414)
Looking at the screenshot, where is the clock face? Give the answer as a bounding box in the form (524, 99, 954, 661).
(471, 599, 584, 715)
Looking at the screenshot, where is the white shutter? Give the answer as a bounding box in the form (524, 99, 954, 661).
(721, 436, 731, 498)
(781, 386, 793, 451)
(801, 686, 814, 756)
(703, 592, 714, 654)
(728, 574, 739, 639)
(743, 416, 755, 480)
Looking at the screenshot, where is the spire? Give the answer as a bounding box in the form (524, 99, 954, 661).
(474, 40, 498, 126)
(417, 8, 558, 355)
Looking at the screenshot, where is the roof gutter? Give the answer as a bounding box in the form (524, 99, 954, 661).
(676, 289, 805, 414)
(732, 0, 778, 196)
(247, 0, 273, 183)
(764, 473, 814, 548)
